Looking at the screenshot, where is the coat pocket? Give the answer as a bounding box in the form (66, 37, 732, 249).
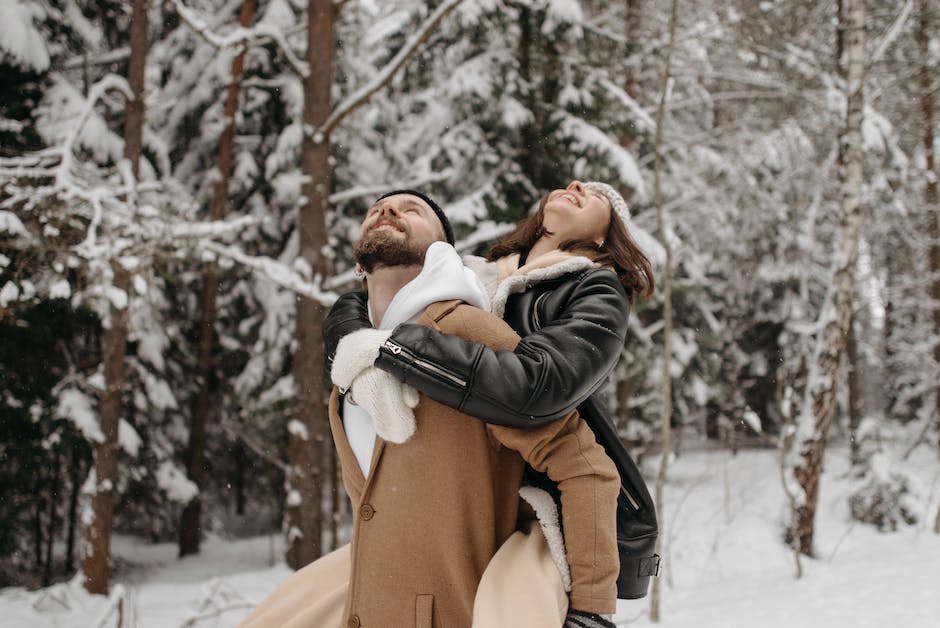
(415, 594, 436, 628)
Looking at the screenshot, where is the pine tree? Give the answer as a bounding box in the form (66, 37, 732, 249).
(83, 0, 150, 595)
(179, 0, 258, 560)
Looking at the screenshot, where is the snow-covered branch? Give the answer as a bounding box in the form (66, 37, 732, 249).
(61, 47, 130, 71)
(180, 579, 252, 628)
(171, 0, 308, 78)
(204, 241, 337, 306)
(76, 187, 106, 255)
(317, 0, 466, 138)
(89, 584, 128, 628)
(169, 215, 257, 240)
(597, 77, 655, 135)
(56, 74, 134, 196)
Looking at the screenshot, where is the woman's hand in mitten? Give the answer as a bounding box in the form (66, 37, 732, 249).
(348, 366, 418, 444)
(331, 329, 393, 392)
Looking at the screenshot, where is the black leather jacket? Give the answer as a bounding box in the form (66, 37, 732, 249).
(323, 264, 659, 598)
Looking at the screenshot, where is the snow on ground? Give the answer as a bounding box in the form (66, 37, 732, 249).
(620, 443, 940, 628)
(3, 441, 938, 627)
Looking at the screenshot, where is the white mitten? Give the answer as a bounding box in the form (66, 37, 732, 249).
(331, 328, 393, 392)
(349, 366, 419, 443)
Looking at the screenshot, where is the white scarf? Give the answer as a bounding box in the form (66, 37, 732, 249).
(344, 241, 489, 476)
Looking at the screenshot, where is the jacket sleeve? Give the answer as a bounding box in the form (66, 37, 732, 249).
(375, 269, 630, 427)
(322, 289, 371, 372)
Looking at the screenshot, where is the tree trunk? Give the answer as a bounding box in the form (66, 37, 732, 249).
(839, 0, 865, 468)
(179, 0, 256, 558)
(836, 0, 845, 74)
(83, 0, 148, 595)
(285, 0, 335, 569)
(846, 310, 863, 465)
(43, 450, 60, 586)
(83, 269, 129, 595)
(33, 473, 43, 575)
(625, 0, 641, 99)
(621, 0, 642, 150)
(517, 7, 541, 189)
(919, 0, 940, 450)
(649, 0, 678, 621)
(791, 0, 865, 557)
(65, 448, 82, 575)
(234, 441, 247, 516)
(883, 280, 898, 417)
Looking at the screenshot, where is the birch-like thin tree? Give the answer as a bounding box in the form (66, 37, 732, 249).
(650, 0, 678, 621)
(179, 0, 258, 559)
(790, 0, 866, 556)
(613, 0, 645, 431)
(839, 0, 864, 467)
(83, 0, 149, 595)
(919, 0, 940, 454)
(920, 0, 940, 535)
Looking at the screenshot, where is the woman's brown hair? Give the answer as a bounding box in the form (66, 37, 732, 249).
(487, 194, 655, 302)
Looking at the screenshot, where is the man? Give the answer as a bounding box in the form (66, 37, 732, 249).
(240, 190, 619, 628)
(332, 189, 622, 628)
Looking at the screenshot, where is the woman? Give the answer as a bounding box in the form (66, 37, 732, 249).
(324, 180, 660, 612)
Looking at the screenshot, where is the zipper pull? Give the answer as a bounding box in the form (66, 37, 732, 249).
(383, 339, 402, 355)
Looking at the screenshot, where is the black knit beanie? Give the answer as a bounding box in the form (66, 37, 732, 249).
(373, 189, 455, 245)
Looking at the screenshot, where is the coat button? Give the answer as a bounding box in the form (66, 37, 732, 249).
(359, 504, 375, 520)
(348, 615, 361, 628)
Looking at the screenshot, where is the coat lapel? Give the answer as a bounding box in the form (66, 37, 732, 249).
(328, 388, 367, 499)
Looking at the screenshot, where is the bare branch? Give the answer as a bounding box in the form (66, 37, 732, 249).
(219, 420, 289, 473)
(870, 0, 914, 65)
(317, 0, 465, 138)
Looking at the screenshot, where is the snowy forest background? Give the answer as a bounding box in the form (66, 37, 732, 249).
(1, 0, 939, 625)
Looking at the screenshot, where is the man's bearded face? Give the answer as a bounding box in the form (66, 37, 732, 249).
(353, 213, 427, 273)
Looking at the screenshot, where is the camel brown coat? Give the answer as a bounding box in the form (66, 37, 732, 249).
(333, 300, 619, 628)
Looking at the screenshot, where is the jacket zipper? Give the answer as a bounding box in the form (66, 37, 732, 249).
(622, 487, 641, 510)
(383, 340, 467, 388)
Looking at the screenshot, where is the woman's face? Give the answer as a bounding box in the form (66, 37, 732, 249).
(541, 181, 611, 244)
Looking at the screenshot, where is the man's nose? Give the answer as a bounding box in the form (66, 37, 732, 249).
(378, 202, 400, 217)
(567, 180, 585, 195)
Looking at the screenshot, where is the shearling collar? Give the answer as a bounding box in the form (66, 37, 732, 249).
(464, 250, 601, 319)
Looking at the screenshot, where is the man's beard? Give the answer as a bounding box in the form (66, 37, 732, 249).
(353, 223, 426, 273)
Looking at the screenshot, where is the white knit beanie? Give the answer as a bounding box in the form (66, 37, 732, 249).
(584, 182, 630, 228)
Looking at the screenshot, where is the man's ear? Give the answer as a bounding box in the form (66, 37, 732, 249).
(355, 263, 365, 279)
